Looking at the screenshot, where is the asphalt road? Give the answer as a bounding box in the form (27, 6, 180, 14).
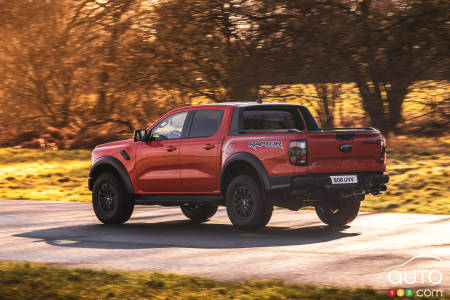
(0, 199, 449, 290)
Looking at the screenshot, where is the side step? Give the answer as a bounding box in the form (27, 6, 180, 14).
(134, 194, 223, 206)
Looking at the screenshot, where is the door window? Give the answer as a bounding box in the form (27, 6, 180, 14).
(151, 111, 188, 140)
(189, 110, 224, 138)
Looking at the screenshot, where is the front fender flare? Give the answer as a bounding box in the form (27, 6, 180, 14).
(88, 156, 134, 194)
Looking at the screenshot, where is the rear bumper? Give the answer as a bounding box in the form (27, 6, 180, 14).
(269, 172, 389, 192)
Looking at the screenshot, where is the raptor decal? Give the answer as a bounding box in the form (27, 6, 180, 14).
(248, 141, 283, 150)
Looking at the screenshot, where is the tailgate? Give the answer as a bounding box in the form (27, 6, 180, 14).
(306, 131, 385, 174)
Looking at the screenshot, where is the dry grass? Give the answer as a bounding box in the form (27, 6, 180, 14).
(363, 136, 449, 214)
(1, 262, 447, 300)
(0, 148, 91, 202)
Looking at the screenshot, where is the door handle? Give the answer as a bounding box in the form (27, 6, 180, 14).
(203, 144, 215, 150)
(165, 146, 177, 152)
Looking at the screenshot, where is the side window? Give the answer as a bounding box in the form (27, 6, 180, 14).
(151, 111, 188, 140)
(189, 110, 224, 138)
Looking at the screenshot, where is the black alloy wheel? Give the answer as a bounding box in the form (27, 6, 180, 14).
(225, 175, 273, 230)
(98, 182, 117, 214)
(232, 185, 255, 219)
(92, 173, 134, 224)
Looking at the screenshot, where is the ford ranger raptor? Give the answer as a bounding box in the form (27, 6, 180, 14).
(89, 102, 389, 229)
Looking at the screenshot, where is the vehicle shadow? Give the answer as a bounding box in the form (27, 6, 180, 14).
(14, 220, 360, 250)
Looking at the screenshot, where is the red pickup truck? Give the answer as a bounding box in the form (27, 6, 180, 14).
(89, 102, 388, 229)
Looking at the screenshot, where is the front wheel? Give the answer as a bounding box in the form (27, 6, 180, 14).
(180, 203, 218, 223)
(92, 173, 134, 224)
(225, 175, 273, 230)
(315, 196, 361, 227)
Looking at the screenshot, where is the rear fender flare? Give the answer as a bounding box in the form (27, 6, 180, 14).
(220, 152, 270, 193)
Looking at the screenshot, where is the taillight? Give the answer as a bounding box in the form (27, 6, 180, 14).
(289, 140, 307, 165)
(380, 137, 386, 163)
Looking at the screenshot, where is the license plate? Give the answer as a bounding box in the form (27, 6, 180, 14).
(330, 175, 358, 184)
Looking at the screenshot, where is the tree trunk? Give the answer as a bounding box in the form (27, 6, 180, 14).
(354, 79, 389, 133)
(314, 83, 340, 128)
(387, 82, 409, 133)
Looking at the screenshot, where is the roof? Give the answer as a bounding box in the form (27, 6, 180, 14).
(179, 102, 303, 109)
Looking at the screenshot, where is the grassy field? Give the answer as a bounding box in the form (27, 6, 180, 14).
(0, 136, 448, 214)
(0, 148, 91, 202)
(1, 262, 447, 300)
(362, 136, 449, 214)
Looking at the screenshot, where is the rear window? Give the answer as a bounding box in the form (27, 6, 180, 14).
(242, 108, 305, 131)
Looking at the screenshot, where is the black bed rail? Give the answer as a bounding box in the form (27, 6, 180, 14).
(320, 127, 376, 131)
(236, 127, 379, 135)
(317, 127, 378, 133)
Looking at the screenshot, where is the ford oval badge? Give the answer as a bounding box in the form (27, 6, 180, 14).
(339, 144, 353, 153)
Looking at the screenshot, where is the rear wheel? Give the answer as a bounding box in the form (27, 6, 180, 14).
(92, 173, 134, 224)
(225, 175, 273, 230)
(315, 196, 361, 227)
(180, 203, 218, 223)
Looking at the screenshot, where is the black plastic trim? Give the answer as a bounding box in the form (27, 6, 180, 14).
(180, 111, 194, 139)
(320, 127, 377, 131)
(298, 106, 320, 131)
(88, 156, 134, 194)
(228, 106, 242, 136)
(336, 133, 355, 141)
(269, 175, 292, 190)
(220, 152, 271, 192)
(120, 150, 130, 160)
(363, 140, 379, 145)
(135, 194, 222, 205)
(303, 129, 379, 134)
(269, 172, 389, 191)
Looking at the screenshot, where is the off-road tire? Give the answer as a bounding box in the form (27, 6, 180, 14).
(225, 175, 273, 230)
(315, 196, 361, 227)
(180, 203, 218, 223)
(92, 172, 134, 224)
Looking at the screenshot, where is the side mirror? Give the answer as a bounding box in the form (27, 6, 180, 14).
(133, 129, 148, 142)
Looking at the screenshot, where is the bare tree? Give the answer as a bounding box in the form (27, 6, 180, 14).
(149, 0, 291, 102)
(255, 0, 449, 133)
(324, 0, 449, 133)
(0, 0, 162, 147)
(0, 0, 95, 133)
